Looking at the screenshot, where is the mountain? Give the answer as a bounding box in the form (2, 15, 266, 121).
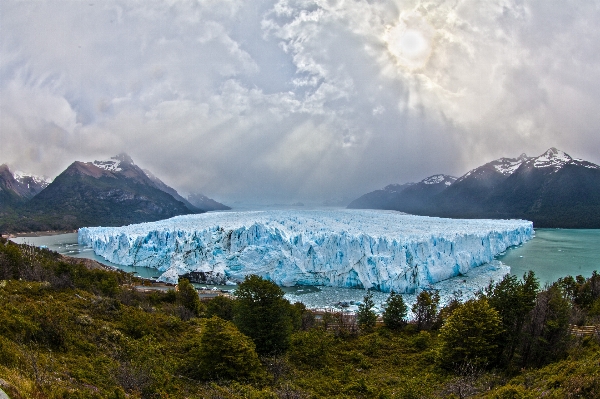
(348, 148, 600, 228)
(13, 170, 51, 198)
(0, 154, 199, 232)
(0, 164, 51, 211)
(0, 164, 27, 210)
(142, 169, 200, 211)
(187, 192, 231, 211)
(347, 174, 457, 213)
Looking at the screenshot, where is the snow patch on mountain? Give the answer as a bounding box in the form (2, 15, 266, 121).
(13, 171, 52, 188)
(533, 148, 572, 169)
(492, 154, 532, 175)
(422, 174, 457, 185)
(92, 153, 135, 173)
(79, 210, 533, 292)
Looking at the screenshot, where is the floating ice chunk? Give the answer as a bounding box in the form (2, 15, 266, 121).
(79, 210, 533, 293)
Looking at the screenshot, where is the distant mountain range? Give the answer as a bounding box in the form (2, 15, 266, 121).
(348, 148, 600, 228)
(0, 154, 229, 233)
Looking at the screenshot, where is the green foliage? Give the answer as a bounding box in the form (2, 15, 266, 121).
(382, 290, 408, 330)
(412, 290, 440, 330)
(287, 328, 334, 369)
(487, 384, 534, 399)
(185, 316, 265, 382)
(518, 284, 572, 368)
(485, 271, 539, 366)
(233, 275, 293, 355)
(0, 239, 598, 398)
(176, 278, 203, 317)
(437, 298, 503, 369)
(205, 295, 236, 321)
(357, 290, 377, 333)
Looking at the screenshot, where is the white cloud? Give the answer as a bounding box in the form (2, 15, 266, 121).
(1, 0, 600, 203)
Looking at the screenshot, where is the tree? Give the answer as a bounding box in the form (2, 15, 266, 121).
(176, 278, 203, 317)
(233, 275, 293, 355)
(485, 271, 539, 366)
(382, 290, 408, 330)
(205, 295, 235, 321)
(185, 316, 264, 382)
(518, 284, 571, 368)
(357, 291, 378, 333)
(437, 298, 503, 370)
(412, 290, 440, 330)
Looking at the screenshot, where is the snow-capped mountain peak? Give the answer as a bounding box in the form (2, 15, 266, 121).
(421, 174, 457, 186)
(92, 153, 134, 173)
(13, 171, 52, 187)
(490, 153, 533, 176)
(533, 147, 572, 169)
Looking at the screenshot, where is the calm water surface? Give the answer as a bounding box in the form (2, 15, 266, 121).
(497, 228, 600, 285)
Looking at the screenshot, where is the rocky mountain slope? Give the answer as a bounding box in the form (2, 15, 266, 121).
(187, 192, 231, 211)
(347, 174, 457, 214)
(0, 154, 228, 233)
(348, 148, 600, 228)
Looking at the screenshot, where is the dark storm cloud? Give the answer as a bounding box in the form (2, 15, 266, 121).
(1, 0, 599, 203)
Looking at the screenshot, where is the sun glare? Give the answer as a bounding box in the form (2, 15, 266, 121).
(385, 11, 434, 71)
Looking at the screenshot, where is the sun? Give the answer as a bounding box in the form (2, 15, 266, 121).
(385, 11, 435, 71)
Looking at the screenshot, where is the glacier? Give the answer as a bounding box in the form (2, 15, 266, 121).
(78, 210, 533, 293)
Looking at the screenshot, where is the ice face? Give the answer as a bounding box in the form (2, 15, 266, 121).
(78, 210, 533, 292)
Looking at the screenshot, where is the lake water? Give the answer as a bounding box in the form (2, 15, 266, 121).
(497, 229, 600, 285)
(9, 233, 161, 280)
(10, 228, 600, 309)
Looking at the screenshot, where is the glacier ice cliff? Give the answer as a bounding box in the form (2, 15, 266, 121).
(78, 210, 533, 292)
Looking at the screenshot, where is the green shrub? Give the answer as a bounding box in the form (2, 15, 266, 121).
(206, 295, 235, 321)
(185, 316, 265, 382)
(287, 328, 334, 369)
(437, 298, 503, 369)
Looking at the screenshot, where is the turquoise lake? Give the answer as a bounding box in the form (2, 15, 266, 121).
(497, 228, 600, 285)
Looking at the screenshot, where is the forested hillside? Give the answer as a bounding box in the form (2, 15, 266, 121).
(0, 238, 599, 398)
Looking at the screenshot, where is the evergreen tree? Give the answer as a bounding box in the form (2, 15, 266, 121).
(382, 290, 408, 330)
(437, 298, 503, 370)
(185, 316, 264, 382)
(357, 291, 378, 333)
(412, 290, 440, 330)
(233, 275, 293, 355)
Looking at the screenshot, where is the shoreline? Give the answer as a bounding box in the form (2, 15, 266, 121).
(2, 230, 77, 239)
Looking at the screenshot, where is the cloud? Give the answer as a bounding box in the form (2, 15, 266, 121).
(1, 0, 600, 203)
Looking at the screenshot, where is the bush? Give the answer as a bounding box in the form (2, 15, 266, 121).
(177, 278, 203, 317)
(287, 328, 334, 369)
(205, 295, 235, 321)
(437, 298, 503, 369)
(185, 316, 264, 382)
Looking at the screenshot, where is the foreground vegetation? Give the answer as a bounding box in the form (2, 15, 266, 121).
(0, 237, 599, 398)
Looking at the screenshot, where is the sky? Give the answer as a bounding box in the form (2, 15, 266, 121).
(2, 0, 600, 204)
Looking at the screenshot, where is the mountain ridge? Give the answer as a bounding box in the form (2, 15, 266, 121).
(0, 154, 229, 233)
(348, 148, 600, 228)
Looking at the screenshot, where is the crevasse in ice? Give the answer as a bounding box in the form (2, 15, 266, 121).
(78, 210, 533, 292)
